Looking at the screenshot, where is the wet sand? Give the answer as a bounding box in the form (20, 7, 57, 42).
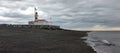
(0, 28, 96, 53)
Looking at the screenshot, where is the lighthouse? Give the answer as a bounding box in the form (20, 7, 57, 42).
(28, 8, 51, 25)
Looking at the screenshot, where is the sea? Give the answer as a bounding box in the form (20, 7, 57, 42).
(83, 31, 120, 53)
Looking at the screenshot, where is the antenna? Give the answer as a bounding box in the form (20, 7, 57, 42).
(35, 7, 37, 12)
(49, 16, 52, 25)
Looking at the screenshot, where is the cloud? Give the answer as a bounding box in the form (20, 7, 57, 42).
(0, 0, 120, 30)
(71, 25, 120, 31)
(0, 16, 27, 24)
(0, 16, 17, 21)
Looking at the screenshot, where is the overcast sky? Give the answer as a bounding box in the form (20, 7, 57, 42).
(0, 0, 120, 30)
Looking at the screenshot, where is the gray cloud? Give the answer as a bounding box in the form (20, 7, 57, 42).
(1, 12, 32, 19)
(0, 0, 120, 30)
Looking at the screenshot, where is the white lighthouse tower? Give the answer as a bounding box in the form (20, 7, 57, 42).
(28, 8, 51, 25)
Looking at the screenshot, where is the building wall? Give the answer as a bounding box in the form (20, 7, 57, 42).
(34, 21, 51, 25)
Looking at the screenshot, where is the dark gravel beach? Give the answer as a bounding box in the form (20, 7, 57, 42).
(0, 28, 96, 53)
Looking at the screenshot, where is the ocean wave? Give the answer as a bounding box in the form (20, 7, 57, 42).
(83, 31, 120, 53)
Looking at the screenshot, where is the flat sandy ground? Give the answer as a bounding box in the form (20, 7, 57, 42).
(0, 28, 96, 53)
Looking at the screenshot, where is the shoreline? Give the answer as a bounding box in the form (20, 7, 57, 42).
(82, 31, 97, 53)
(0, 28, 96, 53)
